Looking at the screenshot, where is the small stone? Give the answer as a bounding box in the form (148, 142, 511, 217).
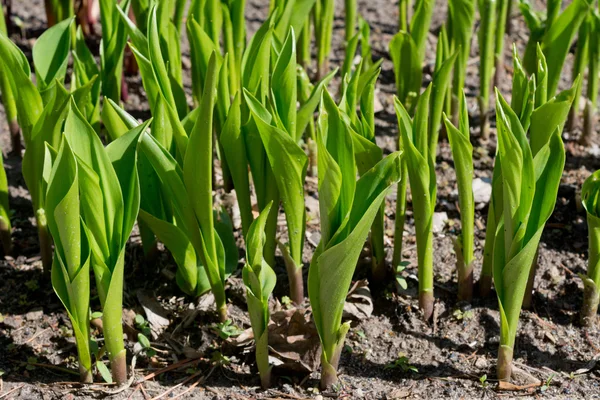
(432, 212, 449, 233)
(474, 357, 488, 368)
(25, 309, 43, 321)
(315, 395, 324, 400)
(354, 388, 365, 397)
(473, 177, 492, 205)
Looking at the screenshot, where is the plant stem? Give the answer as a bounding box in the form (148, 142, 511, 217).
(0, 216, 11, 256)
(479, 208, 496, 297)
(581, 280, 599, 326)
(454, 239, 473, 302)
(79, 363, 93, 384)
(370, 207, 387, 281)
(286, 261, 304, 305)
(582, 212, 600, 326)
(392, 164, 408, 268)
(493, 0, 509, 88)
(218, 304, 228, 323)
(109, 349, 127, 385)
(36, 209, 53, 275)
(522, 248, 539, 309)
(298, 18, 311, 70)
(581, 98, 595, 147)
(344, 0, 356, 42)
(398, 0, 408, 31)
(497, 345, 513, 381)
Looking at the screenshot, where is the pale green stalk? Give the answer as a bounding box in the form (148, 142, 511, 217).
(345, 0, 356, 41)
(46, 139, 92, 383)
(493, 90, 564, 381)
(243, 203, 276, 388)
(581, 170, 600, 326)
(0, 152, 10, 255)
(309, 90, 402, 388)
(479, 0, 496, 140)
(448, 0, 475, 122)
(0, 2, 20, 154)
(316, 0, 335, 79)
(394, 86, 436, 320)
(444, 93, 474, 301)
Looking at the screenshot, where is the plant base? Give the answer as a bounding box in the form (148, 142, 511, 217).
(580, 99, 595, 147)
(581, 281, 599, 327)
(497, 345, 513, 382)
(110, 350, 128, 385)
(0, 216, 12, 256)
(218, 304, 228, 323)
(457, 262, 473, 302)
(79, 365, 93, 384)
(419, 290, 434, 321)
(36, 210, 52, 276)
(478, 274, 492, 297)
(9, 119, 21, 156)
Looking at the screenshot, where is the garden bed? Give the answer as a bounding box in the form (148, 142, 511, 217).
(1, 0, 600, 398)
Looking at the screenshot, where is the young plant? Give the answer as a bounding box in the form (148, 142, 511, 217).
(0, 20, 83, 273)
(479, 48, 577, 298)
(492, 91, 564, 381)
(493, 0, 510, 87)
(345, 0, 357, 41)
(448, 0, 475, 122)
(394, 86, 437, 320)
(243, 203, 276, 389)
(0, 152, 10, 255)
(309, 91, 402, 389)
(45, 139, 93, 383)
(314, 0, 335, 78)
(581, 13, 600, 146)
(63, 101, 149, 384)
(581, 170, 600, 326)
(138, 53, 232, 320)
(443, 92, 474, 302)
(478, 0, 496, 139)
(520, 0, 591, 96)
(44, 0, 74, 27)
(0, 2, 20, 154)
(244, 29, 309, 304)
(339, 59, 387, 280)
(99, 0, 131, 102)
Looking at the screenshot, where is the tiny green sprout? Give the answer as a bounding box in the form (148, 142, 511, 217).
(479, 374, 489, 389)
(25, 357, 38, 371)
(135, 314, 152, 337)
(356, 330, 366, 340)
(541, 373, 555, 392)
(0, 313, 4, 323)
(25, 280, 39, 291)
(212, 320, 243, 340)
(96, 361, 113, 384)
(343, 345, 353, 354)
(90, 312, 103, 320)
(138, 333, 156, 357)
(453, 309, 474, 321)
(385, 354, 418, 373)
(210, 351, 231, 366)
(281, 296, 293, 308)
(395, 261, 409, 291)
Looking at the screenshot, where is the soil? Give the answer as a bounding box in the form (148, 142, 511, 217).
(1, 0, 600, 399)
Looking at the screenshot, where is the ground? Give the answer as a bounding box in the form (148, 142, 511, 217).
(1, 0, 600, 399)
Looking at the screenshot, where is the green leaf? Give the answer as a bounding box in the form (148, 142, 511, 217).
(245, 89, 308, 268)
(541, 0, 591, 96)
(389, 31, 421, 106)
(32, 17, 73, 99)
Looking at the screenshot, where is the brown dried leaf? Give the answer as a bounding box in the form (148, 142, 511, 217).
(343, 279, 373, 321)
